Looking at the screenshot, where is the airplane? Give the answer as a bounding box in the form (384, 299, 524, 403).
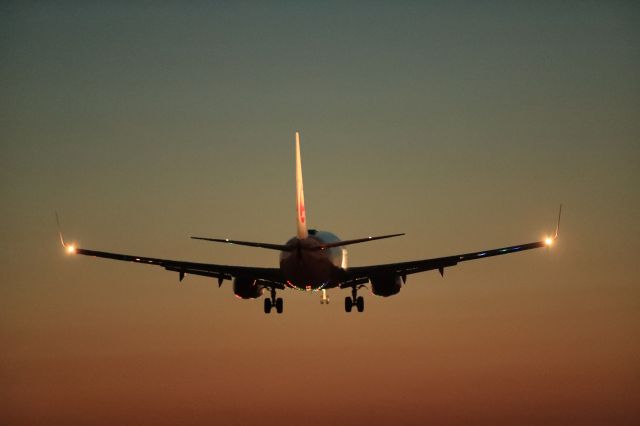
(58, 131, 561, 314)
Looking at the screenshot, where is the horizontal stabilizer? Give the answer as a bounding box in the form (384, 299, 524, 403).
(191, 236, 294, 252)
(312, 233, 405, 250)
(191, 233, 404, 252)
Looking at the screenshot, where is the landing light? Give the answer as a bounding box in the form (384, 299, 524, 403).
(66, 244, 77, 254)
(544, 237, 553, 246)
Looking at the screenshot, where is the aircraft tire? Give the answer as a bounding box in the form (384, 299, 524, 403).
(275, 297, 283, 314)
(264, 298, 272, 314)
(356, 296, 364, 312)
(345, 297, 353, 312)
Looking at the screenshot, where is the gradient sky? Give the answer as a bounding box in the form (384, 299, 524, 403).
(1, 1, 639, 425)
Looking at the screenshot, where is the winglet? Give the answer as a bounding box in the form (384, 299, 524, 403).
(55, 211, 66, 247)
(55, 212, 76, 254)
(544, 204, 562, 247)
(555, 204, 562, 239)
(295, 131, 308, 239)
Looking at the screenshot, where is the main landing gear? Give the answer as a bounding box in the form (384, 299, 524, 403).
(264, 288, 283, 314)
(345, 286, 364, 313)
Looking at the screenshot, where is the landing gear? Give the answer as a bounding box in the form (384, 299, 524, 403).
(264, 288, 283, 314)
(345, 286, 364, 313)
(345, 296, 353, 312)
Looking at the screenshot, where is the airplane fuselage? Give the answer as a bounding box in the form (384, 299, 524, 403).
(279, 230, 345, 291)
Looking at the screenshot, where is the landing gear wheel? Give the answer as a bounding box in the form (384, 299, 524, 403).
(264, 288, 282, 314)
(346, 286, 365, 313)
(345, 296, 353, 312)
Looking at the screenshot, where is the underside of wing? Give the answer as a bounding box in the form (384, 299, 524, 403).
(339, 206, 562, 297)
(69, 247, 285, 289)
(339, 238, 554, 297)
(347, 240, 548, 279)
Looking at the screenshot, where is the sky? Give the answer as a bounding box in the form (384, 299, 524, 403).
(1, 1, 639, 425)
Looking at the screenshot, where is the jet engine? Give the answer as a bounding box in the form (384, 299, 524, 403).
(370, 274, 403, 297)
(233, 277, 264, 299)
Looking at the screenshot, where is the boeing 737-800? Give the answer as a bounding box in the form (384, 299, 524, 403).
(59, 132, 561, 314)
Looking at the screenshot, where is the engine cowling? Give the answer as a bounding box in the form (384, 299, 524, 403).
(233, 277, 264, 299)
(370, 274, 403, 297)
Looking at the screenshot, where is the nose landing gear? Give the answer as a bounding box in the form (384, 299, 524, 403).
(320, 289, 330, 304)
(344, 286, 364, 313)
(264, 288, 283, 314)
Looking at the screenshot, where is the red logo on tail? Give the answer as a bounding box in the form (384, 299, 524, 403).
(298, 198, 306, 224)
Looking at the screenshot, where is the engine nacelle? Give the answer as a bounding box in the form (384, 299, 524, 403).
(370, 274, 403, 297)
(233, 277, 264, 299)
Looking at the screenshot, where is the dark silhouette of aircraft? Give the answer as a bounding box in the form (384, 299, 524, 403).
(59, 132, 561, 314)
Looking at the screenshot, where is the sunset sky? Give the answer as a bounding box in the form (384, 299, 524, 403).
(1, 2, 639, 425)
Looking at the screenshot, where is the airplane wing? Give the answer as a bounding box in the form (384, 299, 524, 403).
(341, 205, 562, 287)
(341, 238, 551, 287)
(66, 246, 285, 289)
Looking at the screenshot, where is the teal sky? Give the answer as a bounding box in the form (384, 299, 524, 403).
(1, 2, 639, 425)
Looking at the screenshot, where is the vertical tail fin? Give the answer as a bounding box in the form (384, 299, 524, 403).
(295, 131, 308, 239)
